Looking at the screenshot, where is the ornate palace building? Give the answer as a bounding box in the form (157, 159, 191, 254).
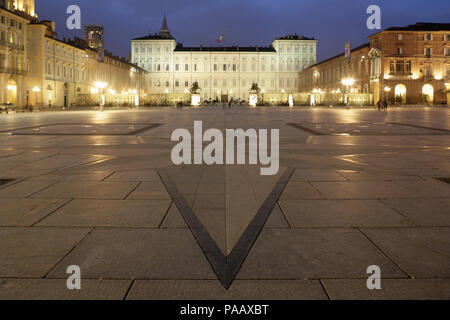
(131, 16, 317, 102)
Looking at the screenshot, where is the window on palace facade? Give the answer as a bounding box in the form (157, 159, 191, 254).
(185, 81, 189, 87)
(398, 34, 403, 41)
(446, 66, 450, 79)
(223, 64, 227, 71)
(175, 80, 179, 87)
(390, 61, 395, 74)
(424, 48, 432, 57)
(445, 34, 450, 41)
(156, 80, 160, 87)
(214, 64, 217, 71)
(396, 61, 404, 74)
(233, 64, 237, 71)
(424, 34, 433, 41)
(444, 48, 450, 56)
(406, 60, 411, 73)
(424, 65, 432, 76)
(166, 81, 169, 87)
(398, 47, 403, 55)
(194, 64, 197, 71)
(166, 64, 169, 71)
(185, 64, 189, 71)
(175, 64, 179, 71)
(157, 64, 161, 71)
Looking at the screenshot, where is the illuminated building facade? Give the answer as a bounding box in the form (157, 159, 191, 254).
(298, 44, 371, 106)
(131, 16, 317, 102)
(0, 0, 35, 107)
(27, 21, 147, 108)
(369, 22, 450, 105)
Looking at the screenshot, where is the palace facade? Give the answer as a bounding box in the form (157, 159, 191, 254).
(131, 16, 317, 102)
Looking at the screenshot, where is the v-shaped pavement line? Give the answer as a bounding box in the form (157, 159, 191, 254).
(158, 168, 294, 289)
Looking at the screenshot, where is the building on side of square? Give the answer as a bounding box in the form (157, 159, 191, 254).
(131, 15, 317, 104)
(298, 43, 371, 106)
(26, 21, 148, 109)
(369, 22, 450, 105)
(0, 0, 36, 108)
(298, 22, 450, 106)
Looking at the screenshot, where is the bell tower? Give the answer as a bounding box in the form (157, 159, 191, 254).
(159, 15, 172, 38)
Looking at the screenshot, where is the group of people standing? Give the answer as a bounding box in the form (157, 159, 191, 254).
(377, 99, 389, 111)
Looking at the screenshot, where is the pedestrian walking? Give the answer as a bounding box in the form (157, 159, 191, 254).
(382, 99, 388, 111)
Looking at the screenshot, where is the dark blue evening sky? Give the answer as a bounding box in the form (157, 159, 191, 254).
(37, 0, 450, 61)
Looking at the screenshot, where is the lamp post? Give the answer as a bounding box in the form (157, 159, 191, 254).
(94, 81, 107, 111)
(32, 86, 41, 111)
(341, 78, 355, 109)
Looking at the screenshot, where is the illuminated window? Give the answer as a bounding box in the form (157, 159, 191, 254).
(389, 61, 395, 74)
(406, 61, 411, 73)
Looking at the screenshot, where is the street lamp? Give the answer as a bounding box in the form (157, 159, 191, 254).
(32, 86, 41, 110)
(341, 77, 355, 108)
(94, 81, 107, 111)
(384, 86, 391, 105)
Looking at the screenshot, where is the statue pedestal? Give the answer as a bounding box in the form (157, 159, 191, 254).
(249, 94, 258, 107)
(288, 94, 294, 107)
(191, 94, 200, 106)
